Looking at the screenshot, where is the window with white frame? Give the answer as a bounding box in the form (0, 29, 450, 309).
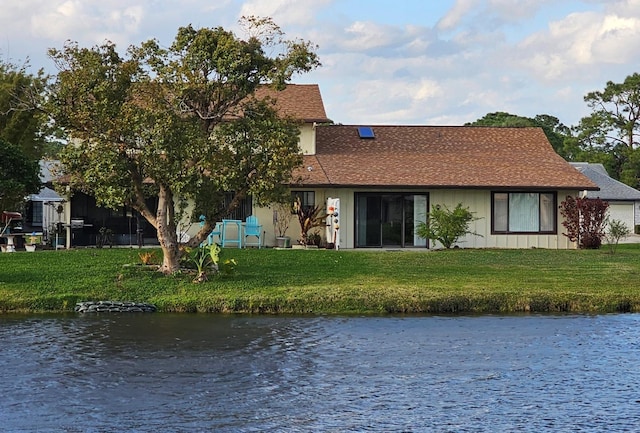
(492, 192, 556, 234)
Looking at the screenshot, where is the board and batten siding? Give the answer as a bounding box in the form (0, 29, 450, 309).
(253, 188, 583, 249)
(429, 190, 578, 250)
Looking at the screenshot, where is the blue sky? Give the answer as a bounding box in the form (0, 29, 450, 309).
(1, 0, 639, 128)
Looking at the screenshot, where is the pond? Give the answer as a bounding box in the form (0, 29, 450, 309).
(1, 313, 639, 432)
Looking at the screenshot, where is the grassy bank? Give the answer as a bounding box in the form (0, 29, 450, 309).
(1, 245, 640, 314)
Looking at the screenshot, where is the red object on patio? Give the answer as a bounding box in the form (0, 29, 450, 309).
(1, 211, 22, 222)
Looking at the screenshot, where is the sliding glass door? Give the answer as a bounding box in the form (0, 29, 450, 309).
(356, 193, 428, 248)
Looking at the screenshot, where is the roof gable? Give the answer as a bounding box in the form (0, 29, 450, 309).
(297, 125, 597, 190)
(254, 84, 330, 123)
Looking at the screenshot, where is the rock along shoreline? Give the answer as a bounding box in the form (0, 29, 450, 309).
(75, 301, 157, 313)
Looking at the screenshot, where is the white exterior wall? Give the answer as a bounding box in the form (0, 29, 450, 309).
(607, 202, 635, 232)
(254, 188, 582, 249)
(207, 187, 584, 249)
(429, 190, 577, 250)
(298, 123, 316, 155)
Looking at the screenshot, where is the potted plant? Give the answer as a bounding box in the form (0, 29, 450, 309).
(24, 233, 41, 252)
(293, 196, 327, 247)
(273, 202, 292, 248)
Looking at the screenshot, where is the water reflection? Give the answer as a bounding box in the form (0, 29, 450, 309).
(1, 314, 639, 432)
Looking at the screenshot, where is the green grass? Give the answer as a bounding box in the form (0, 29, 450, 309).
(1, 245, 640, 314)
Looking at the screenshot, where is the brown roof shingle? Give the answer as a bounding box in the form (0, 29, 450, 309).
(296, 125, 598, 190)
(255, 84, 330, 123)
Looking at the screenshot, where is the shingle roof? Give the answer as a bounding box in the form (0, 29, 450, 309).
(295, 125, 598, 190)
(571, 162, 640, 201)
(255, 84, 330, 123)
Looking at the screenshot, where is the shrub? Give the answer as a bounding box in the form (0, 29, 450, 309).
(604, 219, 631, 254)
(416, 203, 481, 249)
(560, 196, 609, 249)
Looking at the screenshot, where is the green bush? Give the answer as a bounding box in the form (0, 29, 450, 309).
(604, 219, 631, 254)
(415, 203, 481, 249)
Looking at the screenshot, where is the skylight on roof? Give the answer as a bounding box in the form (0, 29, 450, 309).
(357, 126, 375, 139)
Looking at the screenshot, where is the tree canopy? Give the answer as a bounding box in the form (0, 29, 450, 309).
(0, 60, 50, 159)
(0, 60, 47, 212)
(47, 17, 320, 273)
(0, 138, 41, 212)
(574, 73, 640, 187)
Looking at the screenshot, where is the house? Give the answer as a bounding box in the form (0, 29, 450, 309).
(570, 162, 640, 231)
(23, 160, 67, 246)
(251, 125, 598, 249)
(53, 83, 598, 249)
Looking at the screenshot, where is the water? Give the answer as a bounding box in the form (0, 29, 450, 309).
(1, 313, 639, 432)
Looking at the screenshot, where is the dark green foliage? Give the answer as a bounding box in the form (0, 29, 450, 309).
(0, 138, 41, 211)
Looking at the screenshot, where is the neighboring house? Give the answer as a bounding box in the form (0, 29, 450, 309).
(570, 162, 640, 231)
(251, 125, 597, 249)
(24, 160, 67, 242)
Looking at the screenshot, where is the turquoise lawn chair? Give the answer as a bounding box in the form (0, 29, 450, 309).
(243, 215, 263, 248)
(199, 215, 222, 246)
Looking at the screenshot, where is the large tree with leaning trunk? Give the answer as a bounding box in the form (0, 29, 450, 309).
(47, 17, 319, 273)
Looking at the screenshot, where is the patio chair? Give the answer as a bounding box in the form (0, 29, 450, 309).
(244, 215, 263, 248)
(206, 222, 222, 246)
(199, 215, 222, 246)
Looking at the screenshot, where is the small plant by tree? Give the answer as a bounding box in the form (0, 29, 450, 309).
(138, 251, 156, 265)
(560, 196, 609, 249)
(604, 219, 631, 254)
(416, 203, 481, 249)
(183, 243, 222, 283)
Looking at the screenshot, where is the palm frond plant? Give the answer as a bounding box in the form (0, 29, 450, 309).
(293, 196, 327, 246)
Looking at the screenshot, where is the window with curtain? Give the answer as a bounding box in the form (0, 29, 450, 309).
(492, 192, 556, 234)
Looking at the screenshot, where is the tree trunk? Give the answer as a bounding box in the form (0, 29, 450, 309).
(156, 186, 181, 274)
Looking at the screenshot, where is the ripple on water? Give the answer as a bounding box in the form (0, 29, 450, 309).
(1, 314, 640, 432)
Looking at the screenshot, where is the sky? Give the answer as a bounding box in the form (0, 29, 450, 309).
(1, 0, 640, 128)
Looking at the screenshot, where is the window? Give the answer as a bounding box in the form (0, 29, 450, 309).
(291, 191, 315, 212)
(492, 192, 556, 234)
(224, 192, 252, 221)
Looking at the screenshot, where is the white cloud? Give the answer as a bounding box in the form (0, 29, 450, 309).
(512, 6, 640, 83)
(437, 0, 480, 31)
(239, 0, 332, 27)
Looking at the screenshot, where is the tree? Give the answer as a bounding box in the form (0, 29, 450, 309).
(466, 112, 572, 158)
(416, 203, 481, 249)
(0, 60, 50, 159)
(46, 17, 320, 274)
(574, 73, 640, 187)
(0, 138, 41, 211)
(559, 196, 609, 249)
(0, 60, 47, 212)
